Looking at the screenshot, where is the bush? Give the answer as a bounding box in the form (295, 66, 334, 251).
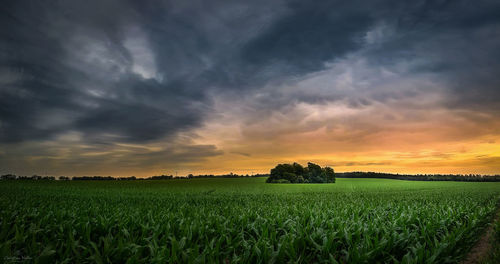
(283, 172, 298, 183)
(297, 175, 304, 183)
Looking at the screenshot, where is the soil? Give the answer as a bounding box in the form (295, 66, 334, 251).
(460, 205, 500, 264)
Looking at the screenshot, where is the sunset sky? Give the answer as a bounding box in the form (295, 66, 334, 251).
(1, 0, 500, 177)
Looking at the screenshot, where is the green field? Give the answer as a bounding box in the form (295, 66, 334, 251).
(1, 178, 499, 263)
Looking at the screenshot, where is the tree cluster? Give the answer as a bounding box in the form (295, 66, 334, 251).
(266, 162, 335, 183)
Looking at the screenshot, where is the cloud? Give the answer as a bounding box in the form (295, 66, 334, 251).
(1, 0, 500, 175)
(0, 135, 223, 176)
(230, 151, 252, 157)
(360, 0, 500, 112)
(0, 0, 285, 144)
(334, 162, 392, 167)
(241, 1, 373, 75)
(3, 0, 500, 144)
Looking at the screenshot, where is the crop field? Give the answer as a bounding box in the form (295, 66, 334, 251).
(1, 178, 499, 263)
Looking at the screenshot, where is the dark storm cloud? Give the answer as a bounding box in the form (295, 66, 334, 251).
(0, 0, 208, 143)
(242, 1, 373, 73)
(361, 0, 500, 110)
(1, 0, 500, 146)
(0, 0, 371, 143)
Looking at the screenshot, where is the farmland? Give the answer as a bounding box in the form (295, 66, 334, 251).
(1, 178, 499, 263)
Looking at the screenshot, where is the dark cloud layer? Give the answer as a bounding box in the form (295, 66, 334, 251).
(242, 1, 373, 73)
(369, 1, 500, 110)
(1, 0, 500, 166)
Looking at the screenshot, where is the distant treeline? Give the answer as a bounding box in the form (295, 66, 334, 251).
(336, 172, 500, 182)
(1, 174, 57, 180)
(0, 173, 269, 181)
(2, 172, 500, 182)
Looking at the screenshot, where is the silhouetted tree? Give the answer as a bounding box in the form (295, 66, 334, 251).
(324, 167, 335, 183)
(267, 162, 336, 183)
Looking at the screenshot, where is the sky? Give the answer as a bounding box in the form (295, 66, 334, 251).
(1, 0, 500, 177)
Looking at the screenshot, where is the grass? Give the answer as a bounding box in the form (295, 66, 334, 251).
(1, 178, 499, 263)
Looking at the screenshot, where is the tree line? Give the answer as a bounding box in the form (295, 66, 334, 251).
(0, 173, 269, 181)
(336, 172, 500, 182)
(266, 162, 335, 183)
(2, 171, 500, 182)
